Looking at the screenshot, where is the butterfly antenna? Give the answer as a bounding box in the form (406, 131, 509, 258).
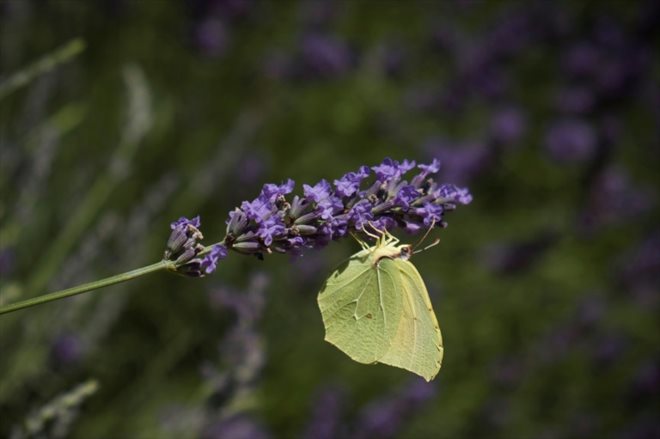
(413, 238, 441, 254)
(412, 219, 436, 251)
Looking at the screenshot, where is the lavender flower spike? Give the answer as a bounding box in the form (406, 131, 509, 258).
(165, 158, 471, 273)
(221, 157, 472, 260)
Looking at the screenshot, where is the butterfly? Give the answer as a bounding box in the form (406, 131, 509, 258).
(317, 227, 443, 381)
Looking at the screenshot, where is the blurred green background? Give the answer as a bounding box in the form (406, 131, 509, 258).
(1, 1, 658, 438)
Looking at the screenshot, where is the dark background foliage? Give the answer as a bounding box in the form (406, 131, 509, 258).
(1, 1, 658, 438)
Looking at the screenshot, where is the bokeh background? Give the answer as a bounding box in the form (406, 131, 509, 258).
(1, 1, 659, 438)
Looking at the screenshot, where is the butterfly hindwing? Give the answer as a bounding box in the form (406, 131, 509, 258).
(377, 258, 443, 381)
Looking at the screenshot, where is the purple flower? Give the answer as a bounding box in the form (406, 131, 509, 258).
(414, 203, 444, 227)
(372, 158, 416, 181)
(171, 215, 201, 230)
(303, 179, 333, 203)
(240, 198, 272, 222)
(436, 184, 473, 205)
(200, 245, 228, 275)
(333, 166, 370, 197)
(260, 179, 294, 202)
(418, 158, 441, 175)
(393, 185, 419, 209)
(347, 199, 374, 231)
(303, 180, 342, 220)
(257, 216, 286, 246)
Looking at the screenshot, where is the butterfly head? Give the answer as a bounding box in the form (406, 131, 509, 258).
(398, 244, 413, 260)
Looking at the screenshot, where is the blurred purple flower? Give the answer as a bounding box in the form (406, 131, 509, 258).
(481, 231, 558, 275)
(555, 86, 596, 114)
(209, 273, 267, 324)
(618, 233, 660, 307)
(562, 42, 601, 78)
(579, 167, 655, 232)
(302, 387, 346, 439)
(193, 18, 229, 57)
(619, 415, 660, 439)
(628, 360, 660, 403)
(619, 233, 660, 286)
(299, 0, 338, 29)
(203, 415, 270, 439)
(592, 333, 628, 367)
(50, 333, 85, 366)
(214, 0, 253, 20)
(353, 379, 436, 439)
(0, 247, 14, 276)
(489, 106, 526, 145)
(423, 138, 492, 185)
(544, 119, 597, 163)
(300, 34, 353, 78)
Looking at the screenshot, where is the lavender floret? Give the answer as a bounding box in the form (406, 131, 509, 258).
(164, 216, 228, 277)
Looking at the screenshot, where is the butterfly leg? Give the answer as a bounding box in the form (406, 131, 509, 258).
(361, 224, 382, 242)
(350, 232, 371, 251)
(365, 222, 390, 243)
(367, 223, 399, 247)
(382, 229, 399, 246)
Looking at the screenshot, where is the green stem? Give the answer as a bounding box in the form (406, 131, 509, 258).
(0, 260, 172, 316)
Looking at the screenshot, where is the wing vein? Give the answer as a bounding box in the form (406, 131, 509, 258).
(376, 265, 386, 328)
(323, 267, 371, 291)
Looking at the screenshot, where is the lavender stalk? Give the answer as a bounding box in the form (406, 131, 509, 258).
(0, 157, 472, 315)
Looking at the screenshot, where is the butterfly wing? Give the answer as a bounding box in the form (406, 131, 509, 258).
(317, 249, 403, 364)
(377, 258, 443, 381)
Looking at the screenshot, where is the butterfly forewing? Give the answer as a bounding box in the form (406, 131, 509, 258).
(318, 249, 402, 364)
